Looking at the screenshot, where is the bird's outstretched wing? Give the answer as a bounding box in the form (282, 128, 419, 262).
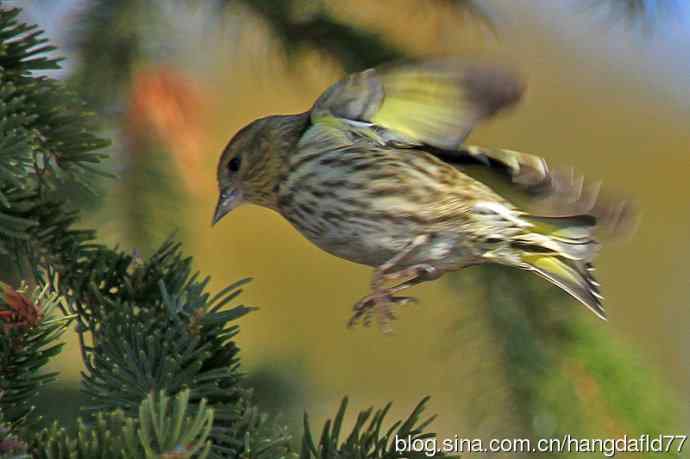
(310, 58, 525, 150)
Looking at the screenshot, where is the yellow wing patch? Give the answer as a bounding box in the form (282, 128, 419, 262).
(311, 58, 525, 150)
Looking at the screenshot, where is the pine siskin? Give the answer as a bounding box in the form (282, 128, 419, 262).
(213, 59, 634, 332)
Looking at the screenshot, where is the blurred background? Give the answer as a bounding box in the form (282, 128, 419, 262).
(11, 0, 689, 452)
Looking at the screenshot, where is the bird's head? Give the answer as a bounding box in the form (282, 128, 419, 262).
(213, 113, 311, 226)
(213, 120, 263, 225)
(213, 115, 302, 225)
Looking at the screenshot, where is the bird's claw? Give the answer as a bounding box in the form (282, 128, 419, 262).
(347, 293, 418, 333)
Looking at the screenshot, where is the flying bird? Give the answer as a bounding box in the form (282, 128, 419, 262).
(213, 59, 633, 332)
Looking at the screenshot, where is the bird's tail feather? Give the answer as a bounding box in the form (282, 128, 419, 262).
(522, 214, 599, 261)
(514, 214, 605, 319)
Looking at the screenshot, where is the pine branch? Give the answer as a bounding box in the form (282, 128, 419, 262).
(0, 282, 68, 431)
(300, 397, 448, 459)
(31, 389, 214, 459)
(0, 7, 109, 260)
(35, 237, 294, 458)
(0, 415, 30, 459)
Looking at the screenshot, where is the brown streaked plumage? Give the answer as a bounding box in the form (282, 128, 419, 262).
(213, 58, 634, 332)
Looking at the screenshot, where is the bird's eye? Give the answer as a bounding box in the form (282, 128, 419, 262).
(228, 156, 242, 173)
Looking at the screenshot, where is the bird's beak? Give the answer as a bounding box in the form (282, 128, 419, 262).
(212, 188, 243, 226)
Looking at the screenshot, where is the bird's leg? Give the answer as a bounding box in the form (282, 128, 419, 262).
(371, 235, 430, 284)
(348, 263, 441, 332)
(348, 235, 440, 332)
(385, 265, 443, 295)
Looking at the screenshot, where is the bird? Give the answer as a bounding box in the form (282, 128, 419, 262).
(212, 58, 634, 332)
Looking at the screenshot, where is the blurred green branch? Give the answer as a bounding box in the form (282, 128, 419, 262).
(238, 0, 404, 72)
(453, 266, 682, 458)
(69, 0, 144, 114)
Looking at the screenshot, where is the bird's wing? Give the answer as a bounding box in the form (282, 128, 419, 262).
(429, 145, 551, 191)
(310, 58, 525, 150)
(438, 143, 589, 208)
(442, 145, 637, 239)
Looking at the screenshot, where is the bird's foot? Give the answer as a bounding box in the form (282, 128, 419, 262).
(347, 262, 440, 333)
(347, 291, 418, 333)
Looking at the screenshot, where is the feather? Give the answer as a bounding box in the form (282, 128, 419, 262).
(311, 58, 525, 150)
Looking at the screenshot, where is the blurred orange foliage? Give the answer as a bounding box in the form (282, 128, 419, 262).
(126, 66, 210, 195)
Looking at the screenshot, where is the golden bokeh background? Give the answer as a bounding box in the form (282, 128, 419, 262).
(40, 0, 689, 442)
